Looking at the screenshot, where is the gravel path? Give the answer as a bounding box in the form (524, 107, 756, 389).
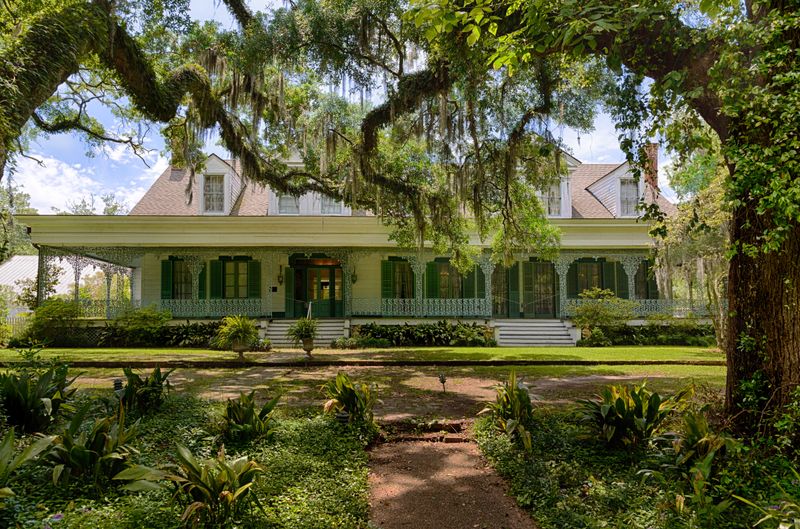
(369, 440, 536, 529)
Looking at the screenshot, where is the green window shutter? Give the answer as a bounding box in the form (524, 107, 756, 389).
(160, 260, 173, 300)
(615, 263, 629, 299)
(209, 260, 223, 299)
(567, 262, 578, 298)
(247, 260, 261, 299)
(198, 264, 207, 299)
(646, 260, 659, 299)
(464, 267, 476, 299)
(476, 267, 486, 299)
(425, 262, 439, 299)
(284, 268, 295, 317)
(508, 262, 520, 318)
(381, 261, 395, 299)
(602, 260, 616, 294)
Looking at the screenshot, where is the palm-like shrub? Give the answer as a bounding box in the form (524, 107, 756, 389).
(0, 429, 53, 498)
(43, 406, 140, 485)
(287, 317, 317, 355)
(214, 315, 259, 360)
(321, 372, 378, 425)
(479, 371, 534, 452)
(115, 445, 263, 528)
(120, 366, 173, 412)
(221, 391, 280, 443)
(673, 411, 737, 466)
(579, 382, 689, 448)
(0, 364, 77, 432)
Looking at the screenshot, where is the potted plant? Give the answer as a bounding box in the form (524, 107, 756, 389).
(286, 317, 317, 357)
(215, 315, 259, 360)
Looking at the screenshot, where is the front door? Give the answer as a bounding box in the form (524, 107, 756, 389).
(522, 261, 556, 318)
(287, 256, 343, 318)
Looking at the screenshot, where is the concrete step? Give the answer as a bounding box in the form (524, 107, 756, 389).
(494, 319, 575, 347)
(265, 319, 346, 346)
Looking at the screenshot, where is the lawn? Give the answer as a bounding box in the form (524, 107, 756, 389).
(0, 345, 724, 364)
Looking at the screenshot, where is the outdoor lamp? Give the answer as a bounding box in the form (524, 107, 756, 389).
(277, 265, 284, 285)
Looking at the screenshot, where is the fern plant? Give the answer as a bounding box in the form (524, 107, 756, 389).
(479, 371, 534, 452)
(221, 391, 280, 443)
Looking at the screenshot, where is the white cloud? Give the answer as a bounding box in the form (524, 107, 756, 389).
(560, 111, 626, 164)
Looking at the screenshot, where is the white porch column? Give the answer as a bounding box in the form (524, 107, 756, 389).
(184, 255, 206, 301)
(99, 263, 116, 319)
(620, 255, 645, 300)
(67, 254, 89, 304)
(256, 252, 272, 317)
(554, 255, 574, 318)
(479, 254, 494, 318)
(407, 253, 431, 318)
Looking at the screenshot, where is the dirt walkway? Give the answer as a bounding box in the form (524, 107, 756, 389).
(369, 440, 535, 529)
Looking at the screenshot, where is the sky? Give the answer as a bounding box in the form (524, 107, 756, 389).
(8, 1, 676, 214)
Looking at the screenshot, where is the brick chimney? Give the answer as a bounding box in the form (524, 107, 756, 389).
(644, 142, 659, 190)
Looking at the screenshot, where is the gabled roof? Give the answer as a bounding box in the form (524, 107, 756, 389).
(569, 163, 621, 218)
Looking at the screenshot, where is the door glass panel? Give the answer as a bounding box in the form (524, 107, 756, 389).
(319, 268, 331, 300)
(533, 262, 555, 316)
(238, 264, 247, 298)
(492, 265, 508, 317)
(334, 268, 342, 300)
(307, 269, 319, 301)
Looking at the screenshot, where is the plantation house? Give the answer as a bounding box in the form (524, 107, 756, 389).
(20, 147, 693, 346)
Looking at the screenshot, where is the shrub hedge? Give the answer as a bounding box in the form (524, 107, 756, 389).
(354, 320, 496, 347)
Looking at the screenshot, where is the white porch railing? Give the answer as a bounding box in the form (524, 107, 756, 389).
(159, 298, 268, 318)
(562, 298, 714, 318)
(351, 298, 491, 318)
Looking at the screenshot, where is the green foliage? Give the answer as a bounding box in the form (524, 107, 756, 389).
(479, 370, 533, 452)
(321, 372, 378, 426)
(221, 391, 280, 443)
(286, 317, 317, 345)
(579, 382, 690, 448)
(0, 428, 53, 499)
(330, 336, 391, 349)
(13, 262, 62, 311)
(214, 315, 259, 351)
(120, 366, 174, 413)
(672, 411, 737, 468)
(573, 288, 635, 336)
(100, 306, 173, 347)
(577, 322, 717, 347)
(43, 405, 140, 486)
(166, 321, 222, 348)
(773, 386, 800, 456)
(355, 321, 495, 347)
(0, 363, 76, 432)
(735, 467, 800, 529)
(22, 298, 83, 346)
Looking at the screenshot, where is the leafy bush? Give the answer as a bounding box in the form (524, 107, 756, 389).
(286, 317, 317, 344)
(99, 306, 172, 347)
(214, 315, 259, 358)
(578, 327, 611, 347)
(22, 299, 83, 346)
(579, 322, 717, 346)
(479, 371, 534, 452)
(672, 411, 737, 467)
(0, 321, 11, 347)
(43, 406, 140, 485)
(329, 336, 391, 349)
(166, 321, 222, 348)
(354, 320, 494, 347)
(221, 391, 280, 443)
(579, 382, 690, 448)
(0, 428, 53, 499)
(120, 366, 173, 413)
(321, 372, 378, 425)
(250, 337, 271, 352)
(116, 445, 264, 528)
(0, 363, 77, 432)
(573, 288, 635, 338)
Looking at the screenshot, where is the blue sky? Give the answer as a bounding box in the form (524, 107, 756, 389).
(9, 1, 675, 213)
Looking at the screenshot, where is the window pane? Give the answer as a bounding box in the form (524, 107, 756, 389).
(547, 183, 561, 216)
(204, 175, 225, 212)
(172, 260, 192, 300)
(620, 179, 639, 216)
(278, 194, 299, 214)
(394, 261, 414, 299)
(321, 196, 343, 214)
(334, 268, 342, 301)
(578, 262, 602, 293)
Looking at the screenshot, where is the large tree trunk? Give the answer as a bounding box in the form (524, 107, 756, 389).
(726, 200, 800, 424)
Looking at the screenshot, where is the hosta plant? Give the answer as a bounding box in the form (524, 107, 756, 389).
(579, 382, 690, 448)
(0, 363, 77, 433)
(221, 391, 280, 443)
(479, 371, 534, 452)
(43, 405, 140, 485)
(0, 428, 53, 499)
(115, 445, 264, 528)
(120, 366, 174, 412)
(321, 372, 378, 425)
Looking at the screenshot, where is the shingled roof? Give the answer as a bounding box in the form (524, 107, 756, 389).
(130, 159, 675, 218)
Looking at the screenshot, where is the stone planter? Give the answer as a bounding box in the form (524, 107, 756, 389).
(302, 337, 314, 356)
(232, 341, 249, 361)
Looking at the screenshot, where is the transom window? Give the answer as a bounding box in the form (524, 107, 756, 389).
(321, 195, 343, 215)
(278, 194, 300, 214)
(203, 174, 225, 213)
(545, 183, 561, 216)
(620, 178, 639, 217)
(224, 261, 248, 299)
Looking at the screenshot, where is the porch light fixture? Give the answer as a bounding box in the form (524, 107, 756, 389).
(351, 271, 358, 284)
(277, 265, 284, 285)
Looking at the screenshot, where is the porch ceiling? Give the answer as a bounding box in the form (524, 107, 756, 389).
(19, 215, 656, 250)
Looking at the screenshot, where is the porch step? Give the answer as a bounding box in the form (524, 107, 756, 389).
(264, 319, 346, 347)
(494, 319, 576, 347)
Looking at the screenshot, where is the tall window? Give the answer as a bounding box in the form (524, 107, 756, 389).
(278, 194, 299, 214)
(545, 183, 561, 216)
(436, 262, 463, 299)
(172, 260, 192, 299)
(393, 261, 414, 298)
(321, 195, 343, 215)
(577, 262, 602, 292)
(204, 174, 225, 213)
(224, 261, 248, 299)
(620, 178, 639, 217)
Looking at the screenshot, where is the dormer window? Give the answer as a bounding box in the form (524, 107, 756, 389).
(545, 183, 561, 216)
(321, 195, 343, 215)
(203, 174, 225, 213)
(278, 194, 299, 214)
(620, 178, 639, 217)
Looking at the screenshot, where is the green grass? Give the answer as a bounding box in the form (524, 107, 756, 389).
(0, 345, 724, 364)
(2, 394, 371, 529)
